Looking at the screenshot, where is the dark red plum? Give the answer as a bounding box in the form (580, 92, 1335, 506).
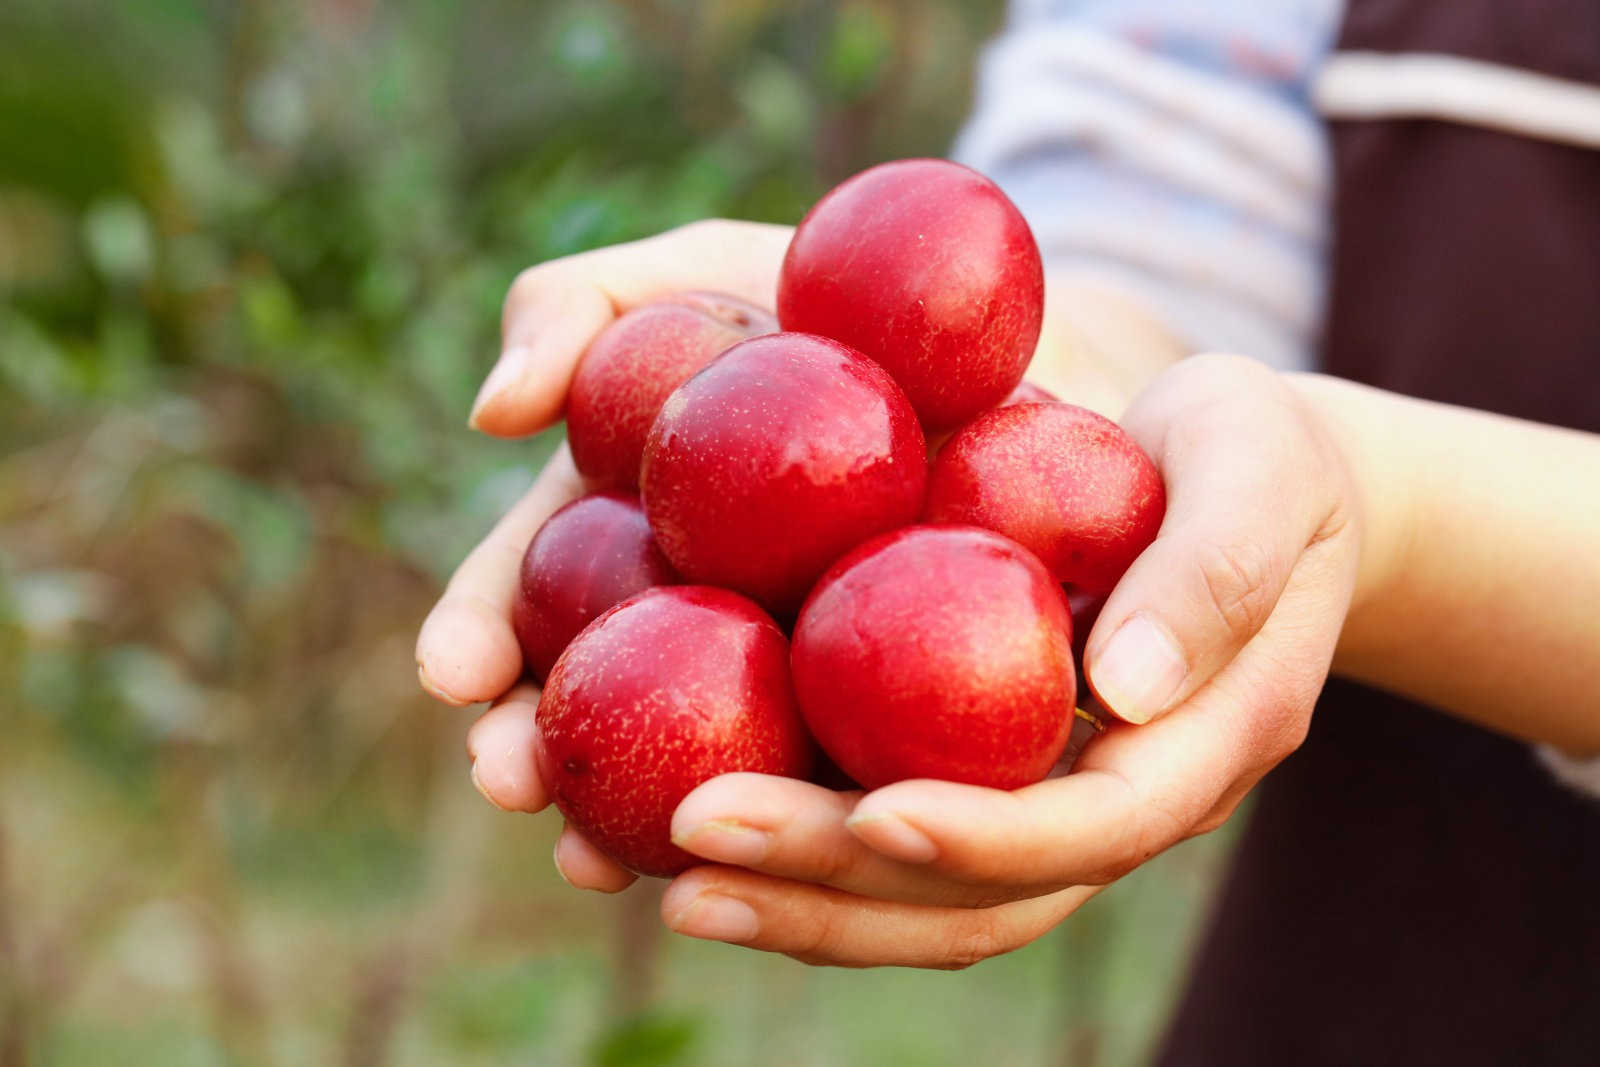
(641, 332, 926, 616)
(567, 292, 775, 490)
(511, 493, 676, 683)
(791, 526, 1076, 791)
(777, 159, 1044, 432)
(537, 586, 814, 878)
(925, 402, 1165, 594)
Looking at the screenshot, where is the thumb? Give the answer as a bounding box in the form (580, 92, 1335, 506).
(469, 284, 612, 438)
(1085, 355, 1345, 724)
(469, 220, 791, 438)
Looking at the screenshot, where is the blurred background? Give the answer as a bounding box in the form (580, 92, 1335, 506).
(0, 2, 1236, 1064)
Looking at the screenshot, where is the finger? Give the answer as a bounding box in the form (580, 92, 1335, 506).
(415, 444, 584, 705)
(660, 866, 1097, 969)
(846, 698, 1243, 888)
(851, 532, 1348, 887)
(464, 689, 637, 892)
(465, 684, 548, 813)
(1193, 770, 1264, 835)
(671, 774, 1035, 908)
(471, 220, 793, 437)
(1086, 354, 1347, 723)
(554, 823, 637, 893)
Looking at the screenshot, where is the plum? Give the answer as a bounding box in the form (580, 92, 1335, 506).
(925, 401, 1165, 594)
(511, 492, 677, 683)
(567, 292, 775, 490)
(791, 525, 1076, 790)
(777, 159, 1044, 432)
(537, 586, 814, 877)
(642, 332, 926, 617)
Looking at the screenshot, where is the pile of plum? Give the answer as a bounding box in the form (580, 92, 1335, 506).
(513, 160, 1164, 876)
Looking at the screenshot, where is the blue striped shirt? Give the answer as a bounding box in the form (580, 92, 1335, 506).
(954, 0, 1343, 370)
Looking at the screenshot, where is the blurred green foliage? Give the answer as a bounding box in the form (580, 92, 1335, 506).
(0, 2, 1236, 1064)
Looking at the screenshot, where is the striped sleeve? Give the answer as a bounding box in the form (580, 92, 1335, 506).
(953, 0, 1344, 370)
(1539, 747, 1600, 801)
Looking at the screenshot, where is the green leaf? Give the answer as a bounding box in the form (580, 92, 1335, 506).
(736, 56, 814, 150)
(825, 2, 894, 101)
(82, 196, 155, 285)
(238, 271, 303, 351)
(426, 961, 559, 1051)
(589, 1011, 704, 1067)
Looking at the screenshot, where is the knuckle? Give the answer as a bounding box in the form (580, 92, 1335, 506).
(1267, 703, 1313, 756)
(1194, 536, 1279, 646)
(939, 919, 1007, 971)
(1168, 354, 1282, 413)
(1192, 802, 1239, 837)
(1241, 705, 1312, 782)
(785, 950, 846, 969)
(810, 836, 860, 888)
(1091, 833, 1165, 884)
(1084, 794, 1188, 885)
(1194, 354, 1297, 409)
(1238, 671, 1321, 764)
(667, 217, 735, 246)
(1185, 351, 1267, 385)
(504, 264, 549, 315)
(954, 887, 1030, 909)
(795, 905, 843, 962)
(1078, 855, 1139, 886)
(1193, 775, 1262, 837)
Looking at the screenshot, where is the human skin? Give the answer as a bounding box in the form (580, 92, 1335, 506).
(419, 219, 1600, 969)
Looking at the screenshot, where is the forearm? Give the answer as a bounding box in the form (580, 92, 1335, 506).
(1297, 374, 1600, 753)
(1023, 276, 1600, 751)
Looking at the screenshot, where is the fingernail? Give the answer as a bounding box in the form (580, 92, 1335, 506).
(668, 893, 760, 943)
(671, 820, 773, 866)
(417, 664, 462, 706)
(470, 760, 509, 811)
(553, 839, 575, 887)
(1090, 612, 1187, 724)
(469, 345, 533, 428)
(845, 812, 938, 864)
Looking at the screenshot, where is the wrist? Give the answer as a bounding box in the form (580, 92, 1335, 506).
(1286, 373, 1420, 659)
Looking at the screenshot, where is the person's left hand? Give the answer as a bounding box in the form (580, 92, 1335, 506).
(471, 354, 1366, 969)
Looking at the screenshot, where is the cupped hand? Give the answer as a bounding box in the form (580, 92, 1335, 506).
(420, 222, 1365, 970)
(646, 353, 1365, 968)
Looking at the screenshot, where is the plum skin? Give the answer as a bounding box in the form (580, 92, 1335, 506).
(1003, 380, 1058, 406)
(511, 493, 677, 684)
(924, 401, 1166, 594)
(791, 525, 1077, 791)
(777, 158, 1044, 433)
(536, 586, 814, 878)
(567, 292, 775, 490)
(641, 331, 927, 617)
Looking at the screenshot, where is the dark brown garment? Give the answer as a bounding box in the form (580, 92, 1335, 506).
(1156, 2, 1600, 1064)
